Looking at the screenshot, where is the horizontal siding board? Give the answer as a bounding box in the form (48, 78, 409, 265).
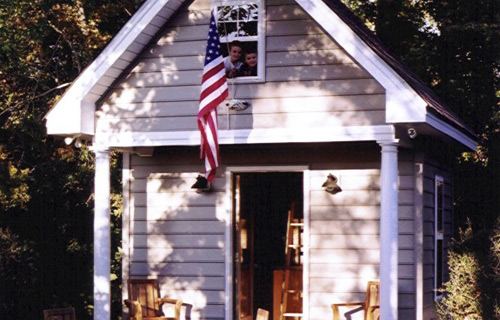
(267, 49, 354, 66)
(309, 190, 412, 207)
(266, 64, 370, 81)
(102, 94, 386, 118)
(131, 220, 225, 235)
(132, 176, 226, 193)
(107, 79, 385, 103)
(99, 110, 386, 132)
(310, 248, 380, 264)
(130, 262, 225, 276)
(169, 290, 224, 305)
(145, 40, 206, 57)
(310, 220, 379, 235)
(310, 278, 380, 292)
(266, 4, 309, 21)
(310, 205, 380, 220)
(267, 34, 340, 51)
(310, 190, 380, 206)
(159, 276, 225, 290)
(133, 234, 224, 248)
(134, 192, 220, 207)
(267, 19, 324, 36)
(131, 248, 225, 263)
(131, 56, 203, 73)
(160, 25, 209, 42)
(133, 206, 219, 221)
(310, 263, 379, 279)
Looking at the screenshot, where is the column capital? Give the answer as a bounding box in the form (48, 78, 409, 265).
(377, 139, 399, 148)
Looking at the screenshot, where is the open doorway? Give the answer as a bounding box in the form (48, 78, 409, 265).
(233, 172, 303, 320)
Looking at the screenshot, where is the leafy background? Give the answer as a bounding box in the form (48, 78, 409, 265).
(0, 0, 499, 319)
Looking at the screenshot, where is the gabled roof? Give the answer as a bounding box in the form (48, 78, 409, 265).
(322, 0, 475, 139)
(45, 0, 476, 149)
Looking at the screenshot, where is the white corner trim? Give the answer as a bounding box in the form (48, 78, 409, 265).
(294, 0, 427, 122)
(426, 113, 477, 150)
(94, 125, 396, 148)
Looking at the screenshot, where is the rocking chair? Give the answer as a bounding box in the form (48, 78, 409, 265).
(125, 279, 183, 320)
(331, 280, 380, 320)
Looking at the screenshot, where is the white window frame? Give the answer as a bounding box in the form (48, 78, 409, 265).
(215, 0, 266, 83)
(434, 175, 444, 300)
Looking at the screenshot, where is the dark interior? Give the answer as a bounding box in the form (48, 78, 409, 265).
(236, 172, 303, 319)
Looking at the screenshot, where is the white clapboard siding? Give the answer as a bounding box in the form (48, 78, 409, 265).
(308, 160, 416, 320)
(99, 0, 386, 137)
(98, 109, 386, 133)
(159, 276, 225, 291)
(128, 156, 226, 320)
(101, 94, 385, 118)
(134, 234, 224, 249)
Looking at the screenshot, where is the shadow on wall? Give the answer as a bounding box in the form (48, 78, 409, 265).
(128, 156, 227, 320)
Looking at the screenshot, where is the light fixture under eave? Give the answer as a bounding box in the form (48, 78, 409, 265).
(322, 173, 342, 194)
(191, 175, 211, 193)
(64, 137, 74, 145)
(74, 139, 83, 148)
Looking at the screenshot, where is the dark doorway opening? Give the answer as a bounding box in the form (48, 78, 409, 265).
(233, 172, 303, 320)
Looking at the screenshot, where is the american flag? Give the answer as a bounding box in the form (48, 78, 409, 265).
(198, 11, 228, 182)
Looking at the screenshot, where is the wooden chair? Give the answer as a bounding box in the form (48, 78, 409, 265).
(43, 307, 76, 320)
(331, 281, 380, 320)
(125, 279, 183, 320)
(256, 308, 269, 320)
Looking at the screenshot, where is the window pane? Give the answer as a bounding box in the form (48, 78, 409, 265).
(437, 180, 443, 233)
(437, 239, 443, 290)
(218, 22, 238, 39)
(238, 4, 259, 21)
(238, 21, 258, 36)
(217, 6, 233, 21)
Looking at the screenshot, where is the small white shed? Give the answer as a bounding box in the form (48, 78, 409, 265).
(45, 0, 476, 319)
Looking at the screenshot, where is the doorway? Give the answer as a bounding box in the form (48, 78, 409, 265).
(233, 172, 303, 320)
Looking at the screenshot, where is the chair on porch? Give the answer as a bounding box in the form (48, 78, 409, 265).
(331, 280, 380, 320)
(256, 308, 269, 320)
(43, 307, 76, 320)
(125, 279, 183, 320)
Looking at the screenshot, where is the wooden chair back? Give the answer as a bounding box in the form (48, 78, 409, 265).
(256, 308, 269, 320)
(43, 307, 76, 320)
(363, 281, 380, 320)
(331, 280, 380, 320)
(128, 279, 163, 317)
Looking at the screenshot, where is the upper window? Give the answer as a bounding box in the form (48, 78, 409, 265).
(434, 175, 444, 300)
(216, 0, 265, 81)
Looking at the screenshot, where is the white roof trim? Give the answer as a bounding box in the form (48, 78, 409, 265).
(45, 0, 184, 137)
(94, 125, 396, 149)
(295, 0, 428, 123)
(426, 113, 477, 151)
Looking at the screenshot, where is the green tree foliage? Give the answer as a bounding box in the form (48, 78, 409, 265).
(0, 0, 143, 319)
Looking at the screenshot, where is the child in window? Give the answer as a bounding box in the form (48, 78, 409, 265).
(239, 49, 257, 77)
(223, 41, 243, 78)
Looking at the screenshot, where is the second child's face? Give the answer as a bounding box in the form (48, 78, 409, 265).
(245, 53, 257, 67)
(229, 46, 242, 62)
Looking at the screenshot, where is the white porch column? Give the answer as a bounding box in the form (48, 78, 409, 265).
(379, 140, 399, 320)
(94, 148, 111, 320)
